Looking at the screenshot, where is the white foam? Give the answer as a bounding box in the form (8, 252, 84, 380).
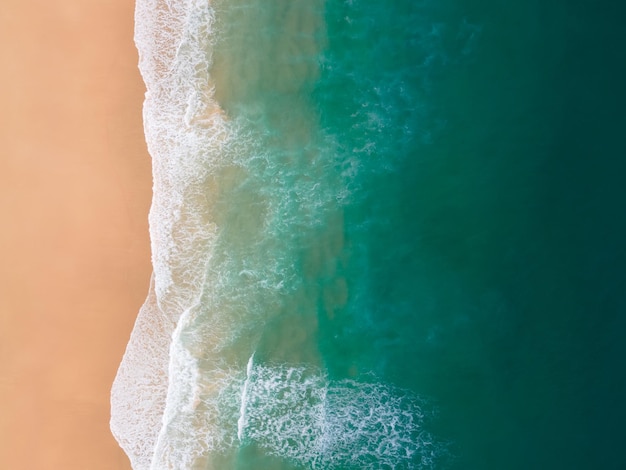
(139, 0, 227, 319)
(148, 314, 241, 469)
(240, 364, 441, 469)
(237, 353, 255, 441)
(110, 276, 174, 470)
(111, 0, 235, 468)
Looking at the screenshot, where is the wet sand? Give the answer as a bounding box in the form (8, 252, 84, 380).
(0, 1, 151, 468)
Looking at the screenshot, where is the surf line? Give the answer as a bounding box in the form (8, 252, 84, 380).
(237, 353, 255, 441)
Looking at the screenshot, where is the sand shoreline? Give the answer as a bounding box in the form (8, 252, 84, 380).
(0, 1, 151, 468)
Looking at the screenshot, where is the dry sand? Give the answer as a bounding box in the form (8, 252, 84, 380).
(0, 1, 151, 468)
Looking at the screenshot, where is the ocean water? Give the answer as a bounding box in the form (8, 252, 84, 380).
(111, 0, 626, 469)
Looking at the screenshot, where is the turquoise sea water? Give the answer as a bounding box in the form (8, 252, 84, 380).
(112, 0, 626, 468)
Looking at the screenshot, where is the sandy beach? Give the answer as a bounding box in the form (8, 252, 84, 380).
(0, 1, 151, 468)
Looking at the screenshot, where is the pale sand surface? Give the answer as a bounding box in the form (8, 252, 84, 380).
(0, 1, 151, 468)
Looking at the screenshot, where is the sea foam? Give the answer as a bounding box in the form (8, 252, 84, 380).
(111, 0, 232, 467)
(240, 364, 441, 469)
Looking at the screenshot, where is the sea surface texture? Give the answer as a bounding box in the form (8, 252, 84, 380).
(111, 0, 626, 468)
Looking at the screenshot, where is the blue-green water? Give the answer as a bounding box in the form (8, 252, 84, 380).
(112, 0, 626, 468)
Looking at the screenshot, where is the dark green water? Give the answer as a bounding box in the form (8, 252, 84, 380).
(207, 0, 626, 468)
(403, 2, 626, 468)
